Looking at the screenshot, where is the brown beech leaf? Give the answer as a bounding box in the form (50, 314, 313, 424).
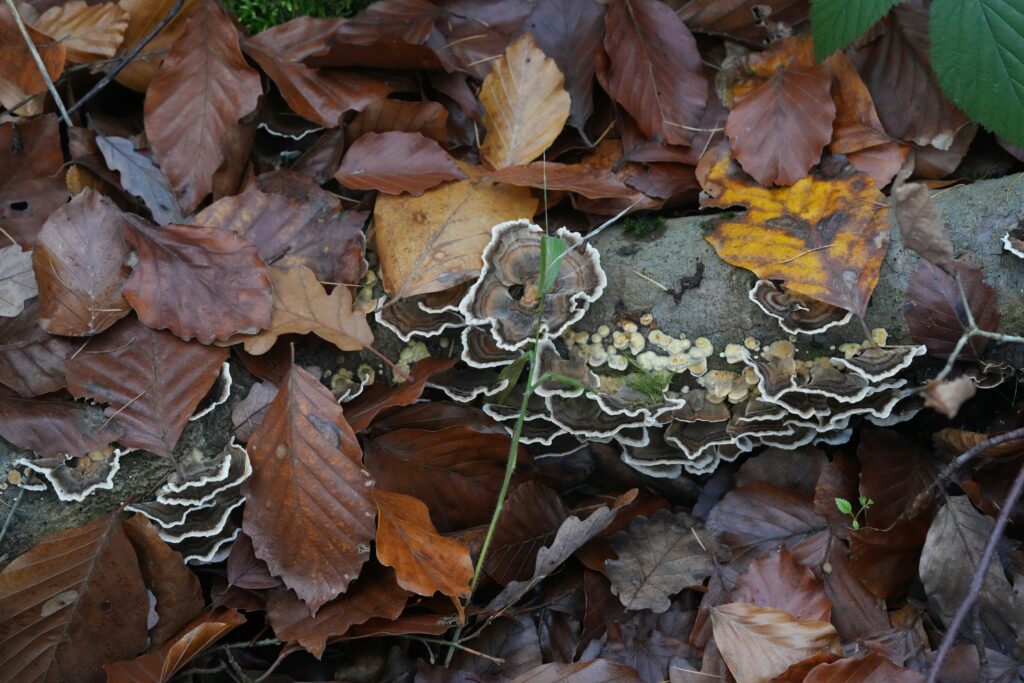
(891, 181, 954, 267)
(336, 132, 466, 196)
(375, 178, 537, 299)
(726, 38, 835, 186)
(344, 357, 458, 433)
(0, 244, 36, 318)
(240, 266, 372, 355)
(605, 509, 715, 613)
(364, 425, 520, 532)
(731, 547, 831, 623)
(114, 0, 198, 92)
(489, 161, 639, 199)
(0, 390, 122, 458)
(243, 365, 375, 612)
(346, 98, 448, 145)
(485, 481, 570, 585)
(0, 115, 68, 247)
(374, 489, 474, 605)
(804, 652, 926, 683)
(478, 33, 570, 169)
(0, 7, 65, 114)
(0, 512, 149, 683)
(226, 533, 281, 590)
(104, 607, 245, 683)
(701, 145, 889, 316)
(678, 0, 809, 43)
(121, 217, 272, 344)
(123, 515, 204, 646)
(904, 259, 999, 360)
(65, 316, 227, 457)
(267, 564, 409, 659)
(511, 659, 642, 683)
(711, 602, 842, 683)
(451, 615, 544, 679)
(0, 299, 74, 396)
(603, 0, 707, 146)
(96, 136, 183, 225)
(32, 189, 131, 336)
(33, 1, 129, 63)
(857, 428, 939, 530)
(143, 0, 261, 212)
(195, 185, 366, 285)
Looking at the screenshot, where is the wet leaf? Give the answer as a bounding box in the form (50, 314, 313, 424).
(96, 136, 182, 225)
(242, 365, 375, 612)
(336, 131, 465, 196)
(33, 1, 129, 63)
(903, 259, 999, 359)
(478, 33, 570, 169)
(0, 244, 36, 318)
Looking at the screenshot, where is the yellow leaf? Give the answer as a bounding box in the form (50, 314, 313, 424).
(34, 1, 129, 63)
(700, 146, 890, 316)
(374, 177, 537, 299)
(479, 33, 570, 170)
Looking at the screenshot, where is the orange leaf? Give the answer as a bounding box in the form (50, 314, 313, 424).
(479, 33, 570, 170)
(374, 489, 473, 610)
(0, 6, 65, 114)
(700, 145, 890, 315)
(114, 0, 198, 92)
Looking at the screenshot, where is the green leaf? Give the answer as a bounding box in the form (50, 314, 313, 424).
(810, 0, 901, 62)
(538, 235, 568, 298)
(835, 497, 853, 515)
(930, 0, 1024, 147)
(494, 354, 528, 404)
(859, 496, 874, 507)
(852, 519, 861, 530)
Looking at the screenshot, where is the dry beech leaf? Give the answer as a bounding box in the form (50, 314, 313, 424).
(701, 146, 889, 316)
(890, 182, 953, 267)
(226, 533, 281, 590)
(679, 0, 809, 43)
(240, 266, 372, 355)
(0, 244, 37, 318)
(373, 489, 474, 606)
(114, 0, 198, 92)
(731, 547, 832, 623)
(510, 659, 642, 683)
(0, 512, 149, 683)
(485, 481, 569, 585)
(0, 7, 65, 110)
(243, 365, 375, 612)
(143, 0, 261, 212)
(478, 33, 570, 169)
(804, 652, 926, 683)
(605, 509, 715, 613)
(104, 607, 245, 683)
(32, 188, 131, 336)
(345, 356, 458, 433)
(335, 131, 466, 196)
(65, 316, 227, 457)
(0, 299, 74, 397)
(923, 376, 977, 419)
(121, 217, 272, 344)
(489, 161, 639, 199)
(0, 389, 122, 458)
(0, 116, 68, 247)
(33, 1, 129, 63)
(602, 0, 707, 146)
(96, 136, 183, 225)
(346, 98, 448, 145)
(374, 178, 537, 299)
(903, 259, 999, 359)
(711, 602, 842, 683)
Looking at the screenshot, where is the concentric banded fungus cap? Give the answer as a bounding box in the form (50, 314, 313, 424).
(376, 294, 465, 341)
(545, 393, 648, 439)
(460, 220, 607, 351)
(427, 367, 509, 402)
(832, 345, 927, 381)
(749, 280, 852, 335)
(15, 447, 132, 502)
(462, 326, 521, 368)
(190, 363, 233, 421)
(532, 339, 599, 398)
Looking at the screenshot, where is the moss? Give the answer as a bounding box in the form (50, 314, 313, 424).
(624, 369, 671, 401)
(621, 214, 666, 239)
(226, 0, 372, 33)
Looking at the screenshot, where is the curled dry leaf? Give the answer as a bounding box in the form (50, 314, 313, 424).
(335, 131, 466, 196)
(903, 259, 999, 359)
(478, 33, 570, 170)
(240, 266, 372, 355)
(114, 0, 198, 92)
(33, 1, 129, 63)
(143, 0, 261, 212)
(242, 366, 375, 612)
(510, 659, 642, 683)
(0, 512, 149, 683)
(65, 316, 228, 457)
(922, 376, 977, 419)
(0, 244, 37, 318)
(374, 178, 537, 299)
(0, 390, 122, 458)
(32, 188, 130, 336)
(96, 136, 183, 225)
(701, 145, 890, 316)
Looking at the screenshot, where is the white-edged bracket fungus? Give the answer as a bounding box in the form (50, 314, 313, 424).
(749, 280, 853, 335)
(15, 447, 134, 502)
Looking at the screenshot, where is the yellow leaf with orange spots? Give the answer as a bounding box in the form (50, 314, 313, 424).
(699, 145, 890, 316)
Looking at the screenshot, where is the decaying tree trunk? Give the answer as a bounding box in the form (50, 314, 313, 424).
(2, 173, 1023, 566)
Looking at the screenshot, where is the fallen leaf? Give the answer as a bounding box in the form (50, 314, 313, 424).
(804, 652, 926, 682)
(0, 388, 122, 460)
(857, 428, 940, 529)
(0, 244, 36, 318)
(0, 298, 74, 396)
(602, 0, 707, 146)
(336, 131, 466, 195)
(0, 115, 68, 247)
(711, 602, 842, 683)
(243, 365, 375, 612)
(511, 659, 642, 683)
(33, 1, 129, 63)
(374, 178, 537, 299)
(346, 98, 448, 145)
(890, 182, 953, 267)
(345, 356, 458, 433)
(603, 609, 696, 682)
(121, 216, 272, 344)
(903, 259, 999, 359)
(485, 481, 570, 585)
(65, 316, 227, 457)
(96, 136, 183, 225)
(240, 266, 372, 355)
(489, 161, 640, 199)
(0, 7, 65, 112)
(114, 0, 198, 92)
(923, 376, 977, 419)
(32, 189, 130, 336)
(605, 509, 715, 613)
(0, 512, 149, 683)
(143, 0, 261, 212)
(452, 615, 543, 679)
(374, 489, 474, 606)
(478, 33, 570, 169)
(678, 0, 809, 43)
(731, 547, 832, 623)
(701, 145, 890, 315)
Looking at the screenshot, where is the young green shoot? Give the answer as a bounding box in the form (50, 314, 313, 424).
(835, 496, 874, 530)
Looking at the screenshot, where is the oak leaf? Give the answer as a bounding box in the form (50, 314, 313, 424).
(701, 146, 890, 316)
(478, 33, 570, 169)
(143, 0, 261, 212)
(96, 136, 183, 225)
(240, 266, 372, 355)
(242, 365, 375, 612)
(114, 0, 198, 92)
(33, 1, 129, 63)
(374, 178, 537, 299)
(336, 131, 466, 195)
(0, 244, 36, 318)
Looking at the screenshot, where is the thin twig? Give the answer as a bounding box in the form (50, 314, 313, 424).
(413, 637, 505, 664)
(66, 0, 185, 116)
(926, 462, 1024, 682)
(0, 488, 25, 548)
(4, 0, 71, 125)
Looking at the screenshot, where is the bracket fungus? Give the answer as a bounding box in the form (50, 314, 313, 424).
(15, 447, 134, 502)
